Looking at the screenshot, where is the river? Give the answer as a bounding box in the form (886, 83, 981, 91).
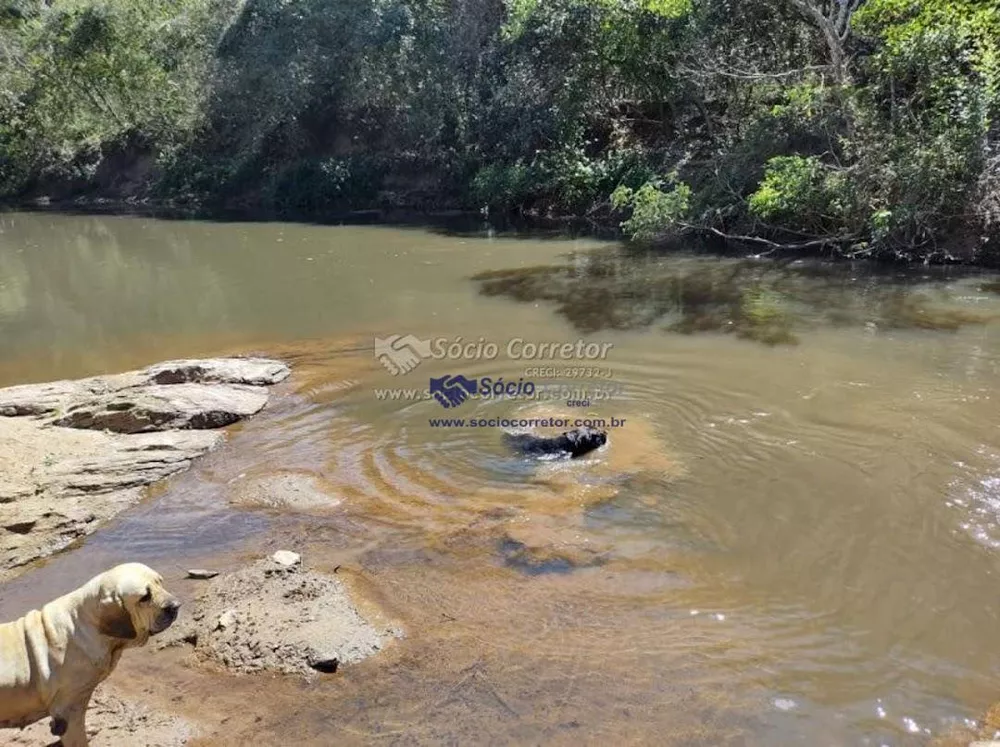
(3, 210, 1000, 744)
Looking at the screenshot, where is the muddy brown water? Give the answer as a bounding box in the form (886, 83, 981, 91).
(5, 212, 1000, 744)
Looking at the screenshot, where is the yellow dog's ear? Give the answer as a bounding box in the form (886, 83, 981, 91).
(97, 595, 137, 640)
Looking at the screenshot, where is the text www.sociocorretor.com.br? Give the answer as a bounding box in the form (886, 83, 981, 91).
(428, 416, 627, 429)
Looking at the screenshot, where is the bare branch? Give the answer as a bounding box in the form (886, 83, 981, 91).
(786, 0, 867, 77)
(676, 61, 832, 81)
(679, 222, 859, 254)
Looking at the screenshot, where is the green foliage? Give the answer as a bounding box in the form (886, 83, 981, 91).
(471, 140, 655, 213)
(748, 155, 852, 235)
(612, 179, 691, 242)
(749, 156, 825, 221)
(0, 0, 998, 261)
(0, 0, 224, 195)
(846, 0, 1000, 250)
(471, 162, 536, 210)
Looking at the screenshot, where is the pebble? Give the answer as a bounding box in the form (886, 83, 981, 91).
(186, 569, 219, 580)
(216, 609, 238, 630)
(271, 550, 301, 567)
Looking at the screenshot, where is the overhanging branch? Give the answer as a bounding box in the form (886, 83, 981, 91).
(678, 222, 859, 256)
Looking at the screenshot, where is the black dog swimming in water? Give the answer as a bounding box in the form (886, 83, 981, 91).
(504, 426, 608, 459)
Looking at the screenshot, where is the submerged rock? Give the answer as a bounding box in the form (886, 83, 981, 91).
(0, 357, 289, 582)
(498, 518, 611, 575)
(229, 472, 343, 510)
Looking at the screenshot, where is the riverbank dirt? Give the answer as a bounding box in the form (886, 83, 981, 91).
(0, 358, 289, 582)
(156, 553, 402, 676)
(7, 688, 199, 747)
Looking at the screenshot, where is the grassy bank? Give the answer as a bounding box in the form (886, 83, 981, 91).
(1, 0, 999, 263)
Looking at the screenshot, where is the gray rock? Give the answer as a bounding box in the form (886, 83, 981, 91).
(39, 430, 224, 495)
(0, 358, 288, 422)
(51, 384, 269, 433)
(187, 569, 220, 580)
(145, 358, 290, 386)
(0, 372, 142, 417)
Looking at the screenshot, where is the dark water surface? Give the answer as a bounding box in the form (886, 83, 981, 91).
(3, 211, 1000, 744)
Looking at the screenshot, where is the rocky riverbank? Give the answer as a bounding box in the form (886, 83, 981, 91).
(0, 358, 289, 582)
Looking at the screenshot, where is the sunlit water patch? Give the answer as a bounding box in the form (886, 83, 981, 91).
(947, 451, 1000, 549)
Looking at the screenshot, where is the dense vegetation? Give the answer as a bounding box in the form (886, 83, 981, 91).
(1, 0, 999, 262)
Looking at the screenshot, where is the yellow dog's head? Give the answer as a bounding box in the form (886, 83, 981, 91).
(90, 563, 180, 647)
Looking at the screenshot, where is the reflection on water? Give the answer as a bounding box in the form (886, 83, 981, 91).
(5, 212, 1000, 743)
(474, 253, 997, 344)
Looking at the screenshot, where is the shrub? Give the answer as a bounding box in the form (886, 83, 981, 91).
(611, 179, 691, 242)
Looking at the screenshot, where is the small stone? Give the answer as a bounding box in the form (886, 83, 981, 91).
(308, 657, 339, 674)
(216, 609, 238, 630)
(271, 550, 301, 567)
(772, 698, 796, 711)
(186, 569, 219, 580)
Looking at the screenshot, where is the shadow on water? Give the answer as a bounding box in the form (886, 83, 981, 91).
(4, 202, 618, 242)
(472, 251, 999, 345)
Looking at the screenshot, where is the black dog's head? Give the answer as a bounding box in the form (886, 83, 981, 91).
(562, 427, 608, 458)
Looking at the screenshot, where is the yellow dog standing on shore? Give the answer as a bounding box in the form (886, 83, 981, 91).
(0, 563, 180, 746)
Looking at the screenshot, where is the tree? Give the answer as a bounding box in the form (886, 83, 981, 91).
(786, 0, 867, 81)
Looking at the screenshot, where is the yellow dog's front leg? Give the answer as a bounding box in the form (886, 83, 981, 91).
(49, 689, 93, 747)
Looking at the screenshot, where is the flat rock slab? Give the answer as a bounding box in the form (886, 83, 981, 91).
(157, 557, 401, 676)
(0, 358, 288, 418)
(52, 383, 269, 433)
(0, 358, 289, 582)
(146, 358, 290, 386)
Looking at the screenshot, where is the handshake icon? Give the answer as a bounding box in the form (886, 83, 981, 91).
(374, 334, 432, 376)
(429, 375, 478, 408)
